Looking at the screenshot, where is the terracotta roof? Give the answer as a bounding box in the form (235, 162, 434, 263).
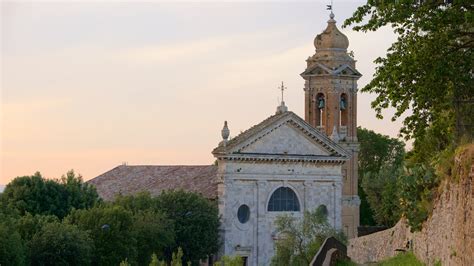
(88, 165, 218, 201)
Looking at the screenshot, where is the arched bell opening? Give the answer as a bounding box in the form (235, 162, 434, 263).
(315, 92, 326, 129)
(340, 93, 348, 127)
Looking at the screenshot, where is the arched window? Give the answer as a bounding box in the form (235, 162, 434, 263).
(267, 187, 300, 212)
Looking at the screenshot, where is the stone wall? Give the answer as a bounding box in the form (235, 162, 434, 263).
(348, 146, 474, 265)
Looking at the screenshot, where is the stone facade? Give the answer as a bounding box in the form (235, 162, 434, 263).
(213, 111, 349, 265)
(301, 13, 362, 239)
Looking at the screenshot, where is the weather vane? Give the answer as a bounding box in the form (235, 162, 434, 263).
(327, 0, 334, 18)
(278, 81, 287, 102)
(327, 0, 333, 10)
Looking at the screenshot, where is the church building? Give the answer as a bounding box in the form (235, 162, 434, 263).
(89, 12, 361, 265)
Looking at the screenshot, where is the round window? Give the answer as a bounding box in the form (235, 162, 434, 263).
(237, 204, 250, 224)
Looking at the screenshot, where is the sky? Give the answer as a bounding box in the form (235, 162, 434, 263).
(1, 1, 405, 185)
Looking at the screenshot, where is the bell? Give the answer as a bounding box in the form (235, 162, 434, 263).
(318, 98, 325, 109)
(340, 98, 346, 110)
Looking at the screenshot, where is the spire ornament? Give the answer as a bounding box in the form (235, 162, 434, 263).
(276, 82, 289, 114)
(327, 0, 334, 19)
(278, 81, 286, 102)
(221, 121, 230, 141)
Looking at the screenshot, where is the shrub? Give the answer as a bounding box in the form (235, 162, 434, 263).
(0, 217, 26, 266)
(29, 222, 93, 266)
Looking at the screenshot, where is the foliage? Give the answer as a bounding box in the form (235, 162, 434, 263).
(1, 173, 219, 265)
(357, 127, 405, 226)
(214, 255, 243, 266)
(0, 216, 26, 266)
(1, 171, 99, 219)
(119, 259, 132, 266)
(398, 164, 438, 231)
(29, 221, 93, 266)
(400, 132, 472, 230)
(16, 213, 60, 243)
(65, 205, 137, 265)
(114, 192, 157, 212)
(378, 252, 423, 266)
(171, 247, 184, 266)
(344, 1, 473, 142)
(270, 206, 346, 266)
(132, 209, 175, 266)
(362, 165, 403, 226)
(155, 190, 220, 263)
(358, 127, 406, 175)
(149, 253, 166, 266)
(60, 170, 100, 212)
(115, 191, 219, 264)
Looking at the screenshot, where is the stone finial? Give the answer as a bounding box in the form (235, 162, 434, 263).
(330, 125, 340, 142)
(221, 121, 230, 142)
(276, 101, 288, 115)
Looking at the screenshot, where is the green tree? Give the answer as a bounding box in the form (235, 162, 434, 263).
(270, 206, 346, 266)
(1, 173, 65, 217)
(344, 1, 473, 142)
(60, 170, 100, 212)
(357, 127, 405, 225)
(113, 193, 176, 265)
(0, 216, 26, 266)
(65, 205, 137, 265)
(132, 210, 175, 266)
(114, 192, 157, 212)
(155, 190, 220, 264)
(362, 165, 402, 226)
(16, 213, 59, 246)
(2, 171, 99, 219)
(29, 222, 93, 266)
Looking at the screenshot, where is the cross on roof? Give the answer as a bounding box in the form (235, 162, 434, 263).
(278, 81, 287, 102)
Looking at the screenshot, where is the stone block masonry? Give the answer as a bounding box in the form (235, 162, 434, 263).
(348, 146, 474, 265)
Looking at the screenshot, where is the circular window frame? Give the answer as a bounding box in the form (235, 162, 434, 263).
(237, 204, 250, 224)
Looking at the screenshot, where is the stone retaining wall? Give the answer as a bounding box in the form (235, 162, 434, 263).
(348, 146, 474, 265)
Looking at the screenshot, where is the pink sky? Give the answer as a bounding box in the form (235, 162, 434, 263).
(1, 1, 406, 185)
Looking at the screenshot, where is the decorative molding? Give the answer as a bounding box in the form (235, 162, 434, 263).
(218, 154, 347, 164)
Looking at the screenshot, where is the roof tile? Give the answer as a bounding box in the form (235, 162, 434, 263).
(88, 165, 218, 201)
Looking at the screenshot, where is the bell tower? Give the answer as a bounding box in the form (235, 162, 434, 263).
(301, 11, 361, 238)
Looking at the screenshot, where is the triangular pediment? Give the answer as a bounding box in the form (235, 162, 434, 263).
(334, 64, 362, 77)
(212, 112, 349, 163)
(239, 123, 331, 156)
(301, 63, 332, 76)
(301, 63, 361, 78)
